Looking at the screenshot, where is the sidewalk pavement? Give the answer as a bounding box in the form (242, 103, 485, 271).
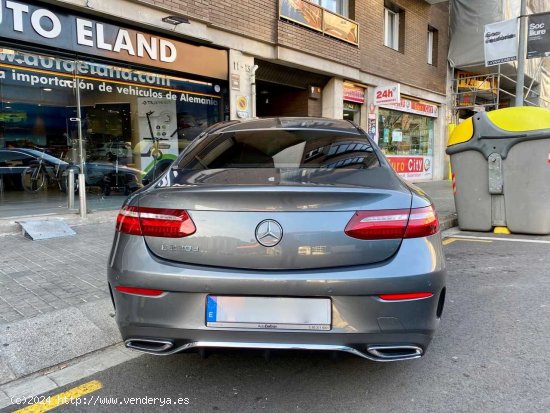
(0, 180, 457, 387)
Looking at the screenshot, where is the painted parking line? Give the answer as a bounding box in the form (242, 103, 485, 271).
(13, 380, 103, 413)
(449, 235, 550, 244)
(443, 237, 492, 245)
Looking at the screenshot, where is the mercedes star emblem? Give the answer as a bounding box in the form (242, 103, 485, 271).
(255, 220, 283, 247)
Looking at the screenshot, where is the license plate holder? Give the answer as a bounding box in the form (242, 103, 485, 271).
(206, 296, 331, 331)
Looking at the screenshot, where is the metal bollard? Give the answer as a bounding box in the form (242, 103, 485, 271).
(67, 169, 75, 209)
(78, 173, 87, 219)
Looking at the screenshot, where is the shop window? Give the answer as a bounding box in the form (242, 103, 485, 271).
(377, 108, 434, 156)
(384, 2, 404, 52)
(343, 102, 361, 124)
(0, 47, 226, 214)
(427, 26, 438, 66)
(74, 59, 226, 189)
(0, 50, 78, 159)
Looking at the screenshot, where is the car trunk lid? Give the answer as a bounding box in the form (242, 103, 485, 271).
(136, 183, 412, 270)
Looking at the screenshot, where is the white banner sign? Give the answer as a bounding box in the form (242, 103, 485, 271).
(484, 19, 518, 66)
(136, 98, 178, 170)
(374, 84, 400, 105)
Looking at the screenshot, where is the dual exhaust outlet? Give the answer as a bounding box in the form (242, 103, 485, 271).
(125, 339, 423, 362)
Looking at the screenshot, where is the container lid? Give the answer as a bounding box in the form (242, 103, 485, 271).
(447, 107, 550, 158)
(486, 107, 550, 132)
(447, 117, 473, 147)
(447, 107, 550, 148)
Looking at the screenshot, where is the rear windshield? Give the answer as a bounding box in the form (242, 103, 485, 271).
(176, 129, 380, 170)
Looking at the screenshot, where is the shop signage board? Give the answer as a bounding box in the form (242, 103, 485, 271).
(386, 155, 433, 180)
(343, 83, 365, 103)
(484, 18, 518, 66)
(380, 98, 438, 118)
(0, 49, 223, 106)
(527, 12, 550, 59)
(0, 0, 228, 79)
(279, 0, 359, 45)
(374, 84, 400, 105)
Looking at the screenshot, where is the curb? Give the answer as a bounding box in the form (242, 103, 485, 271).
(439, 213, 458, 232)
(0, 343, 139, 410)
(0, 210, 118, 236)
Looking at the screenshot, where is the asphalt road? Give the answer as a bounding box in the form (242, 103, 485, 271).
(5, 233, 550, 412)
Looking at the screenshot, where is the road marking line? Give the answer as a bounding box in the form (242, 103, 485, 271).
(443, 237, 492, 245)
(451, 238, 492, 243)
(451, 235, 550, 244)
(13, 380, 102, 413)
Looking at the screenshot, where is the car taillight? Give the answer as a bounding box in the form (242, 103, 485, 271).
(404, 205, 439, 238)
(115, 286, 164, 296)
(345, 205, 438, 240)
(116, 205, 196, 238)
(378, 292, 433, 301)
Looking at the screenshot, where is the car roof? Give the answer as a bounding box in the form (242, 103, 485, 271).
(1, 148, 68, 165)
(212, 117, 362, 135)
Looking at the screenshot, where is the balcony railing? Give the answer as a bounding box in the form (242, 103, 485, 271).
(279, 0, 359, 45)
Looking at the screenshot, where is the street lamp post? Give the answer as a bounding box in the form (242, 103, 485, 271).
(515, 0, 527, 106)
(75, 76, 87, 219)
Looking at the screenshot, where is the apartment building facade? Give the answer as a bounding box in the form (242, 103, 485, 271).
(0, 0, 449, 215)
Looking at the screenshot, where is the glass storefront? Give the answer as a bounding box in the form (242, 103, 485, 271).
(377, 107, 435, 180)
(0, 47, 227, 216)
(343, 102, 360, 124)
(377, 108, 434, 156)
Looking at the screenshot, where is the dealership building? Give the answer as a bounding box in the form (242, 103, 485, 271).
(0, 0, 450, 217)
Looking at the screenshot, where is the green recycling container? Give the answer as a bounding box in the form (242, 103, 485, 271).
(446, 107, 550, 235)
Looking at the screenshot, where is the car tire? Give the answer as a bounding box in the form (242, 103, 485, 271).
(60, 174, 79, 193)
(21, 167, 47, 192)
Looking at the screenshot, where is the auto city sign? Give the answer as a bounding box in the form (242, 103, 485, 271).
(0, 0, 228, 78)
(386, 155, 433, 180)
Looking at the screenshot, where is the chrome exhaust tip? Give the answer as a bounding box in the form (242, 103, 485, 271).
(367, 345, 423, 361)
(125, 339, 174, 354)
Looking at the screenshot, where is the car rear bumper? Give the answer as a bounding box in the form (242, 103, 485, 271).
(107, 233, 446, 361)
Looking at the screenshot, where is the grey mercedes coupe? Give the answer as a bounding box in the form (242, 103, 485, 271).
(108, 117, 446, 362)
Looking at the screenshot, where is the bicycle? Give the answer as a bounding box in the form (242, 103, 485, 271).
(21, 150, 66, 193)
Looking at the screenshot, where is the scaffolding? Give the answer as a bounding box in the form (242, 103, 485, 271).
(451, 66, 550, 122)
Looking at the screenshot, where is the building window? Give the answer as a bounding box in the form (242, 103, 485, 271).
(427, 27, 438, 66)
(311, 0, 349, 17)
(384, 7, 399, 50)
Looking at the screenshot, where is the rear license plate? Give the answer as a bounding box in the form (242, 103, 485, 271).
(206, 296, 331, 331)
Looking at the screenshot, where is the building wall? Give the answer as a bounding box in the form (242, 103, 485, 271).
(135, 0, 211, 23)
(209, 1, 278, 43)
(46, 0, 450, 180)
(129, 0, 448, 96)
(358, 0, 449, 95)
